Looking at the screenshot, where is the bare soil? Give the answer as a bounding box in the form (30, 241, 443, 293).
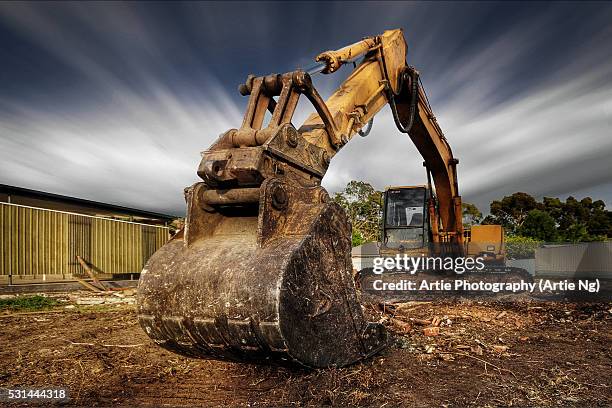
(0, 295, 610, 407)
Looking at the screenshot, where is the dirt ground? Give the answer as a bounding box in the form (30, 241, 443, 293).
(0, 294, 610, 407)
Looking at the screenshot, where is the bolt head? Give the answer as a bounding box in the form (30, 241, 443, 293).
(319, 190, 330, 203)
(270, 184, 289, 210)
(321, 151, 330, 168)
(283, 125, 299, 148)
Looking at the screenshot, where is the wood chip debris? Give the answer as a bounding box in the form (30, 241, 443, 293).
(492, 345, 509, 353)
(389, 318, 412, 333)
(423, 326, 440, 337)
(471, 345, 484, 355)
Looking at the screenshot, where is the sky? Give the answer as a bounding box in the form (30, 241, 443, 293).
(1, 1, 611, 216)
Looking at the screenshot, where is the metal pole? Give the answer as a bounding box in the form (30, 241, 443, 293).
(8, 202, 13, 286)
(304, 62, 327, 76)
(303, 55, 363, 76)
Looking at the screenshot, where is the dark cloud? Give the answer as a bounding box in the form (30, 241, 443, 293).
(0, 1, 611, 215)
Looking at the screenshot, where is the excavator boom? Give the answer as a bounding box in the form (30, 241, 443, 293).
(137, 29, 461, 367)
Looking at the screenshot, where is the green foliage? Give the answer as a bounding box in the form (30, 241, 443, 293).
(351, 230, 366, 247)
(489, 192, 538, 233)
(563, 223, 590, 243)
(490, 193, 611, 242)
(518, 209, 558, 241)
(480, 214, 497, 225)
(333, 180, 382, 247)
(462, 202, 482, 227)
(0, 295, 59, 312)
(542, 195, 612, 240)
(505, 235, 541, 259)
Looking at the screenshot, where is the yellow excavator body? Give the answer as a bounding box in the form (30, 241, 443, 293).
(467, 224, 505, 264)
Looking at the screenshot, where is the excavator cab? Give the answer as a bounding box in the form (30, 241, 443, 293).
(382, 186, 430, 251)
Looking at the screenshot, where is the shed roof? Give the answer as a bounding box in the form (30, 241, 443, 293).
(0, 184, 177, 223)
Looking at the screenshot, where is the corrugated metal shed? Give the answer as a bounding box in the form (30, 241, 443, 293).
(1, 202, 169, 284)
(536, 242, 612, 279)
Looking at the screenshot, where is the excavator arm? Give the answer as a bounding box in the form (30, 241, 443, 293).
(137, 29, 461, 368)
(402, 86, 463, 247)
(197, 28, 462, 245)
(303, 29, 463, 246)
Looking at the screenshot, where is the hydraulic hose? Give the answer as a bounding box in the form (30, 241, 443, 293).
(388, 66, 419, 134)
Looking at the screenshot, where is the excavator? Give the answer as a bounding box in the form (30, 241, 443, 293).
(137, 29, 510, 369)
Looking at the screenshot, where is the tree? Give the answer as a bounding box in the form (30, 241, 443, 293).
(489, 193, 611, 242)
(585, 199, 611, 239)
(544, 195, 612, 241)
(542, 197, 563, 225)
(489, 192, 538, 234)
(481, 214, 497, 225)
(518, 209, 558, 241)
(333, 181, 382, 246)
(563, 223, 590, 243)
(462, 202, 482, 227)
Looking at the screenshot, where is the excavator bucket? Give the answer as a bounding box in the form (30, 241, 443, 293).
(137, 178, 387, 368)
(136, 62, 398, 367)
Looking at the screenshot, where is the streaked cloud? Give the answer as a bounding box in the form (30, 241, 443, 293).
(0, 2, 611, 215)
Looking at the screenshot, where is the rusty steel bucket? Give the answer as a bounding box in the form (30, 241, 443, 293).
(137, 179, 387, 368)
